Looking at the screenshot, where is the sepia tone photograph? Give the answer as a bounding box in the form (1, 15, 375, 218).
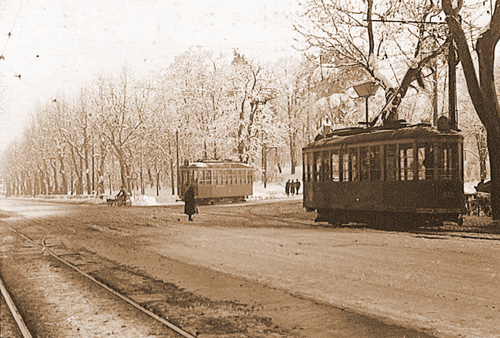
(0, 0, 499, 337)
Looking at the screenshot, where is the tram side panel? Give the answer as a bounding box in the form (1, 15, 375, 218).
(305, 180, 463, 215)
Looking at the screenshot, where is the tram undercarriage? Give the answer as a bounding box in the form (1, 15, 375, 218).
(315, 208, 463, 228)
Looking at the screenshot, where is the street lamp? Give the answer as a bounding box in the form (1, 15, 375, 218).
(353, 81, 379, 127)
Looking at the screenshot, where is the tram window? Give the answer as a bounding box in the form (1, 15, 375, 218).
(308, 153, 313, 182)
(360, 147, 370, 181)
(418, 144, 434, 180)
(342, 153, 349, 181)
(438, 143, 458, 180)
(370, 146, 381, 181)
(190, 170, 198, 183)
(216, 170, 223, 185)
(384, 145, 397, 181)
(322, 151, 330, 181)
(183, 171, 189, 185)
(350, 149, 359, 181)
(314, 152, 322, 182)
(205, 170, 212, 185)
(199, 170, 205, 185)
(331, 151, 340, 182)
(399, 145, 414, 181)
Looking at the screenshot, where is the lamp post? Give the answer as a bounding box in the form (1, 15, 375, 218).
(353, 81, 379, 127)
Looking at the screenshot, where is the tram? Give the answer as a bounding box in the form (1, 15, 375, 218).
(303, 118, 465, 227)
(179, 160, 253, 204)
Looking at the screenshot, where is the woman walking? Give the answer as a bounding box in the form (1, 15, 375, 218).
(184, 185, 197, 221)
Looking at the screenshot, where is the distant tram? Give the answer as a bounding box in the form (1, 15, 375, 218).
(303, 120, 465, 227)
(179, 161, 253, 204)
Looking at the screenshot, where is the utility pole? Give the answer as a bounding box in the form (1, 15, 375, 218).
(448, 39, 457, 130)
(176, 129, 180, 196)
(91, 139, 95, 193)
(262, 143, 267, 189)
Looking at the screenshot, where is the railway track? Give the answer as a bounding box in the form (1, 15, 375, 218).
(0, 273, 32, 338)
(1, 221, 195, 338)
(0, 216, 292, 337)
(40, 236, 196, 338)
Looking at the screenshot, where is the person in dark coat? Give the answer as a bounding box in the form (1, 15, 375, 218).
(116, 186, 128, 202)
(285, 180, 291, 196)
(294, 179, 301, 194)
(290, 179, 296, 196)
(184, 185, 197, 221)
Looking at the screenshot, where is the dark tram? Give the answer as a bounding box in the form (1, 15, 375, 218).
(179, 160, 253, 204)
(303, 119, 465, 227)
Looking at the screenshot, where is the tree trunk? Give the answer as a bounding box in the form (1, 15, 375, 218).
(59, 155, 68, 195)
(474, 129, 488, 180)
(116, 150, 129, 191)
(71, 148, 82, 195)
(443, 0, 500, 219)
(170, 158, 175, 195)
(51, 159, 59, 194)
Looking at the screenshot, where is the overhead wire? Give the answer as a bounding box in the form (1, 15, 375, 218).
(1, 0, 24, 56)
(0, 0, 56, 101)
(0, 0, 295, 106)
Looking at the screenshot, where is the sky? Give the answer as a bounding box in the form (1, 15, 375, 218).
(0, 0, 301, 151)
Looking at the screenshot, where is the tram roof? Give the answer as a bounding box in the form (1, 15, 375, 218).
(303, 124, 462, 151)
(180, 161, 253, 169)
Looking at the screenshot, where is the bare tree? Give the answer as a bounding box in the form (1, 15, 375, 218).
(443, 0, 500, 219)
(295, 0, 449, 122)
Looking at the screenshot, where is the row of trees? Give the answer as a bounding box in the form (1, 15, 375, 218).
(2, 0, 498, 219)
(1, 50, 363, 197)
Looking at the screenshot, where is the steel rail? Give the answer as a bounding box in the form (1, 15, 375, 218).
(41, 236, 197, 338)
(0, 271, 33, 338)
(5, 224, 196, 338)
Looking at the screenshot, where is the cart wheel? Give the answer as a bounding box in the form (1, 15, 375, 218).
(125, 198, 132, 207)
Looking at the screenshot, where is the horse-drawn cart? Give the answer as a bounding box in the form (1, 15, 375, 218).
(106, 196, 132, 207)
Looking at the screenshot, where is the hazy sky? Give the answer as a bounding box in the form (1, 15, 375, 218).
(0, 0, 301, 151)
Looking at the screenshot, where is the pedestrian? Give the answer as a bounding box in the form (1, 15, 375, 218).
(290, 179, 296, 196)
(294, 179, 301, 194)
(285, 179, 291, 196)
(184, 185, 197, 221)
(116, 185, 128, 203)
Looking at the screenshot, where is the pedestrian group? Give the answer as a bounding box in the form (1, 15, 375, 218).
(285, 179, 301, 196)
